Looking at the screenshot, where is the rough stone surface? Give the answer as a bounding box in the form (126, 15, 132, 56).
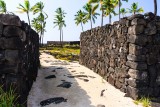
(80, 12, 160, 100)
(0, 14, 39, 105)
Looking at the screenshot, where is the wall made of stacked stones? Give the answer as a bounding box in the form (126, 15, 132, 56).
(80, 13, 160, 99)
(0, 14, 39, 105)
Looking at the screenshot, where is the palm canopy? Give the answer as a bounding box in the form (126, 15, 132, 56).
(75, 10, 87, 25)
(120, 8, 127, 17)
(75, 10, 87, 31)
(17, 0, 31, 25)
(128, 2, 144, 14)
(31, 1, 44, 14)
(17, 0, 30, 13)
(54, 15, 66, 30)
(0, 0, 6, 14)
(31, 1, 48, 19)
(83, 3, 99, 28)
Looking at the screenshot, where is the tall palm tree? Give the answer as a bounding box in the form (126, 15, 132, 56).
(53, 8, 66, 47)
(118, 0, 128, 19)
(17, 0, 31, 26)
(120, 8, 127, 17)
(0, 0, 6, 14)
(102, 0, 118, 24)
(89, 0, 104, 26)
(31, 1, 48, 45)
(74, 10, 87, 32)
(154, 0, 157, 16)
(128, 2, 144, 15)
(83, 3, 99, 29)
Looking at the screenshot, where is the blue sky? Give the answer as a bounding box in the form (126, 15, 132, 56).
(4, 0, 160, 43)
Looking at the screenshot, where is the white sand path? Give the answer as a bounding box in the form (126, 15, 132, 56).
(27, 52, 142, 107)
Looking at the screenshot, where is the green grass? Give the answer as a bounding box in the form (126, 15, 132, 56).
(0, 86, 23, 107)
(41, 45, 80, 61)
(134, 96, 151, 107)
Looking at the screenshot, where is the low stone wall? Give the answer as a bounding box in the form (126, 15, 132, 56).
(80, 13, 160, 99)
(0, 14, 39, 104)
(47, 41, 80, 46)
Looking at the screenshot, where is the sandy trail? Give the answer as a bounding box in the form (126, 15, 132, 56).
(27, 52, 142, 107)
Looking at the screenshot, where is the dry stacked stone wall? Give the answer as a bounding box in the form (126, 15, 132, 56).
(80, 13, 160, 99)
(0, 14, 39, 104)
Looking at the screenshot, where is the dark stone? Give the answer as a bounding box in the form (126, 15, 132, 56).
(126, 78, 148, 88)
(131, 18, 146, 25)
(126, 86, 138, 100)
(67, 75, 88, 78)
(0, 22, 3, 36)
(148, 65, 157, 87)
(57, 81, 72, 88)
(97, 104, 105, 107)
(40, 97, 67, 106)
(3, 26, 26, 39)
(146, 54, 157, 65)
(0, 14, 21, 26)
(127, 54, 146, 62)
(108, 75, 115, 86)
(126, 61, 147, 70)
(128, 69, 148, 80)
(128, 14, 144, 20)
(144, 12, 155, 20)
(115, 80, 122, 88)
(0, 38, 5, 49)
(5, 37, 23, 49)
(45, 75, 56, 79)
(5, 50, 19, 63)
(128, 34, 147, 46)
(128, 25, 144, 35)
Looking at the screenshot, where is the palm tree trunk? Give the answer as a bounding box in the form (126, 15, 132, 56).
(90, 18, 92, 29)
(81, 22, 84, 32)
(119, 0, 121, 20)
(101, 4, 103, 26)
(109, 14, 111, 24)
(27, 12, 31, 26)
(62, 29, 63, 47)
(60, 29, 62, 47)
(154, 0, 157, 16)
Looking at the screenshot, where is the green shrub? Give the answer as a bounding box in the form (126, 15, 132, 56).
(0, 86, 23, 107)
(134, 96, 151, 107)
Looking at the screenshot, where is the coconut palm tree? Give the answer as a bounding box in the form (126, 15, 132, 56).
(128, 2, 144, 15)
(118, 0, 128, 19)
(89, 0, 105, 26)
(120, 8, 127, 17)
(74, 10, 87, 32)
(154, 0, 157, 16)
(0, 0, 6, 14)
(83, 3, 99, 29)
(53, 8, 66, 47)
(17, 0, 31, 26)
(31, 1, 48, 45)
(102, 0, 118, 24)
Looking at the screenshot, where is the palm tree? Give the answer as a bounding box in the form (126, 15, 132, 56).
(89, 0, 105, 26)
(118, 0, 128, 19)
(17, 0, 31, 26)
(53, 8, 66, 47)
(74, 10, 87, 32)
(120, 8, 127, 17)
(154, 0, 157, 16)
(83, 3, 99, 29)
(0, 0, 6, 14)
(102, 0, 118, 24)
(31, 1, 48, 45)
(128, 2, 144, 15)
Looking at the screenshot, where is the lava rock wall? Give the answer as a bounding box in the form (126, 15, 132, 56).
(0, 14, 39, 104)
(80, 13, 160, 99)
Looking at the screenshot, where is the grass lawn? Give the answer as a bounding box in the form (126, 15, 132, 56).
(40, 45, 80, 61)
